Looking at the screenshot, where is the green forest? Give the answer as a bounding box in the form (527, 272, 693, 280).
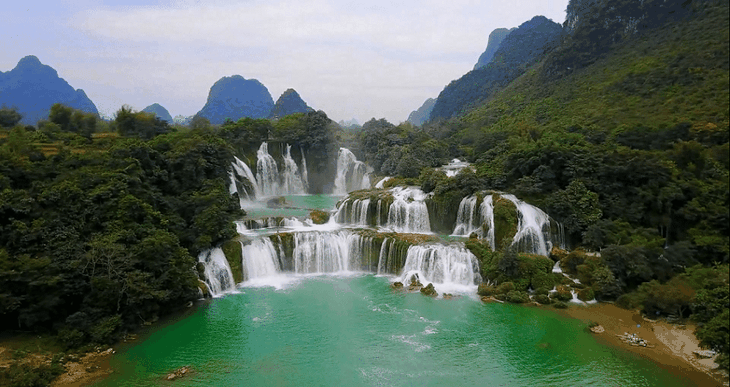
(0, 0, 728, 384)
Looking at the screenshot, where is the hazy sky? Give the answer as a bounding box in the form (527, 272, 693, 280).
(1, 0, 568, 124)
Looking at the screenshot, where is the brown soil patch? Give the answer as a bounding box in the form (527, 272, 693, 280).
(556, 303, 727, 386)
(51, 348, 115, 387)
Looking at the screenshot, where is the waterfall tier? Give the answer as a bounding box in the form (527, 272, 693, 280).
(198, 248, 237, 296)
(451, 192, 563, 256)
(335, 187, 431, 234)
(334, 148, 371, 195)
(399, 244, 481, 288)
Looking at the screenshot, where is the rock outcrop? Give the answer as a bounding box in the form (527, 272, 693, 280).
(473, 28, 515, 70)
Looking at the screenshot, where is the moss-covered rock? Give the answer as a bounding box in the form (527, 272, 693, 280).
(505, 290, 530, 303)
(496, 281, 515, 294)
(198, 280, 211, 298)
(391, 281, 404, 290)
(493, 194, 518, 251)
(420, 283, 438, 297)
(534, 287, 551, 296)
(221, 240, 243, 283)
(577, 288, 595, 301)
(477, 283, 496, 296)
(550, 247, 568, 262)
(309, 209, 330, 224)
(534, 294, 552, 305)
(552, 301, 568, 309)
(553, 285, 574, 302)
(560, 249, 587, 274)
(269, 233, 294, 271)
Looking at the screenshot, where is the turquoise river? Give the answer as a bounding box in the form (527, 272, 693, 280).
(95, 275, 696, 386)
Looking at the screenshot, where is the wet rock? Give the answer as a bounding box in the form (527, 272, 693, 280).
(391, 281, 404, 290)
(590, 325, 605, 334)
(166, 366, 192, 381)
(693, 350, 716, 359)
(420, 283, 438, 297)
(407, 276, 423, 291)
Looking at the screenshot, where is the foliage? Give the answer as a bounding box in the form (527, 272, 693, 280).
(0, 106, 23, 128)
(0, 124, 242, 348)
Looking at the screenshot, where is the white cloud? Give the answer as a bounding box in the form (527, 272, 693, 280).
(65, 0, 567, 122)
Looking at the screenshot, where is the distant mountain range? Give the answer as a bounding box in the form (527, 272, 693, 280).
(0, 55, 98, 125)
(142, 103, 173, 123)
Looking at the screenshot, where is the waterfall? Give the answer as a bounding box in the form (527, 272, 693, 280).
(282, 144, 307, 194)
(230, 156, 260, 202)
(334, 148, 370, 195)
(293, 231, 358, 273)
(300, 146, 309, 190)
(241, 239, 281, 280)
(452, 196, 479, 236)
(501, 194, 564, 256)
(256, 142, 280, 197)
(386, 187, 431, 233)
(399, 244, 481, 287)
(375, 177, 391, 189)
(198, 248, 236, 296)
(335, 198, 371, 226)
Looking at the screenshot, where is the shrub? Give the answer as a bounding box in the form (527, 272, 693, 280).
(477, 283, 496, 296)
(496, 282, 515, 294)
(505, 290, 531, 304)
(577, 288, 595, 301)
(534, 294, 552, 304)
(553, 301, 568, 309)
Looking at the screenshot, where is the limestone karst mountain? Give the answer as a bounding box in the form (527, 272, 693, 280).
(0, 55, 99, 124)
(195, 75, 274, 124)
(142, 103, 173, 123)
(268, 88, 313, 119)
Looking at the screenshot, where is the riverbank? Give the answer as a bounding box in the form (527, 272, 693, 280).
(554, 302, 728, 386)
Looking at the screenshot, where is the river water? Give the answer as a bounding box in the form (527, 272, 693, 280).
(95, 275, 693, 386)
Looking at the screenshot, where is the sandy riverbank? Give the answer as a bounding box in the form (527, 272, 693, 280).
(555, 302, 728, 386)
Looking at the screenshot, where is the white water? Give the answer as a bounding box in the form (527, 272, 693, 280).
(198, 248, 237, 296)
(335, 198, 371, 226)
(230, 156, 261, 203)
(375, 177, 392, 189)
(501, 194, 563, 256)
(399, 243, 481, 293)
(386, 187, 431, 234)
(282, 144, 307, 194)
(451, 192, 562, 256)
(241, 239, 281, 280)
(440, 158, 472, 177)
(256, 143, 281, 197)
(334, 148, 371, 195)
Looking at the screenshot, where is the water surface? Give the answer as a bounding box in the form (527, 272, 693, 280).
(97, 275, 695, 386)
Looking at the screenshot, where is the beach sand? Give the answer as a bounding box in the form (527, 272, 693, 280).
(555, 302, 727, 386)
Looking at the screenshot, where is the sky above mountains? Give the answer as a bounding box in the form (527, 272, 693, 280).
(2, 0, 567, 123)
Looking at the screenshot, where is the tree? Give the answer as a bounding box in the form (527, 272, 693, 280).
(0, 106, 23, 128)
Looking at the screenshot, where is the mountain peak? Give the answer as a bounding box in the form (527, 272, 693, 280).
(269, 88, 313, 119)
(1, 55, 98, 124)
(195, 75, 274, 124)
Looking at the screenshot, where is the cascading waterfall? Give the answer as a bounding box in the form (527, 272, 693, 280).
(240, 239, 281, 280)
(335, 198, 371, 226)
(230, 156, 260, 202)
(451, 193, 561, 255)
(334, 148, 371, 195)
(399, 244, 481, 287)
(452, 195, 495, 250)
(386, 187, 431, 233)
(501, 194, 564, 256)
(198, 248, 236, 296)
(293, 231, 358, 273)
(282, 144, 307, 194)
(256, 142, 280, 197)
